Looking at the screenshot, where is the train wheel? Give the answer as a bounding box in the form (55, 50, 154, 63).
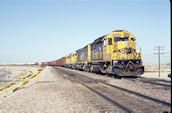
(99, 65, 107, 74)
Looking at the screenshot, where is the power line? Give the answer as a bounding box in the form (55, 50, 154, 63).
(154, 46, 165, 77)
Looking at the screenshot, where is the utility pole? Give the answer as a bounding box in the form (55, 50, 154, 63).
(154, 46, 164, 77)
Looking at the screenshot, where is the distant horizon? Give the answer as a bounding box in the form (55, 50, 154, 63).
(0, 62, 171, 66)
(0, 0, 170, 65)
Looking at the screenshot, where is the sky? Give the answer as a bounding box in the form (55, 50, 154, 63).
(0, 0, 171, 65)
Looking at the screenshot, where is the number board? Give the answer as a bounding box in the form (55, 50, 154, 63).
(113, 34, 121, 37)
(124, 34, 130, 37)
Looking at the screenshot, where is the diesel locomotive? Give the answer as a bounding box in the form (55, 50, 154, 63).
(41, 30, 144, 76)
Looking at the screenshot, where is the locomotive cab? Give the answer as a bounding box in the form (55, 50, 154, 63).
(71, 51, 77, 69)
(109, 30, 144, 76)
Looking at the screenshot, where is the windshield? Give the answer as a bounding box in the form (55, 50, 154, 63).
(114, 38, 128, 42)
(131, 38, 135, 42)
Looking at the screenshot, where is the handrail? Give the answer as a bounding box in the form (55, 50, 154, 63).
(0, 68, 44, 98)
(0, 73, 33, 91)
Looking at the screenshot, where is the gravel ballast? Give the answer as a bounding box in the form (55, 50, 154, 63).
(0, 66, 125, 113)
(56, 66, 171, 102)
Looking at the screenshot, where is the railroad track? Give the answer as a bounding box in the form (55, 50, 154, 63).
(91, 70, 171, 88)
(68, 67, 171, 88)
(53, 66, 171, 113)
(94, 71, 171, 88)
(140, 80, 171, 87)
(54, 67, 134, 113)
(126, 77, 171, 87)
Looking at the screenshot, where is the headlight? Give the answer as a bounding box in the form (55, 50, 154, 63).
(114, 61, 118, 63)
(113, 61, 118, 65)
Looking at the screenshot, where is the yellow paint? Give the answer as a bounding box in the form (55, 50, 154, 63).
(0, 68, 44, 98)
(36, 71, 39, 84)
(102, 30, 141, 62)
(63, 30, 142, 66)
(71, 51, 77, 64)
(20, 78, 23, 88)
(88, 44, 91, 62)
(66, 54, 71, 65)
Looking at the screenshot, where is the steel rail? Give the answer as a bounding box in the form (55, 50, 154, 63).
(81, 83, 135, 113)
(55, 67, 171, 107)
(126, 77, 171, 87)
(54, 67, 135, 113)
(81, 74, 171, 106)
(102, 82, 171, 107)
(140, 80, 171, 87)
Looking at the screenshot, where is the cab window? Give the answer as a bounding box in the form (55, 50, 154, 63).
(131, 38, 135, 42)
(108, 38, 112, 45)
(114, 38, 128, 42)
(114, 38, 120, 42)
(122, 38, 128, 41)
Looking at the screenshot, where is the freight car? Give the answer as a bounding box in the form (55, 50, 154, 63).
(56, 57, 66, 66)
(41, 30, 144, 76)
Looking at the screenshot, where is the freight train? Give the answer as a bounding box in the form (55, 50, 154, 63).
(41, 30, 144, 76)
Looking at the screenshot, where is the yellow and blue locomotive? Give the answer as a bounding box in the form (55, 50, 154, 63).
(66, 30, 144, 76)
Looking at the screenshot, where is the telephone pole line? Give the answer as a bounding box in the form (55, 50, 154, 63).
(154, 46, 164, 77)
